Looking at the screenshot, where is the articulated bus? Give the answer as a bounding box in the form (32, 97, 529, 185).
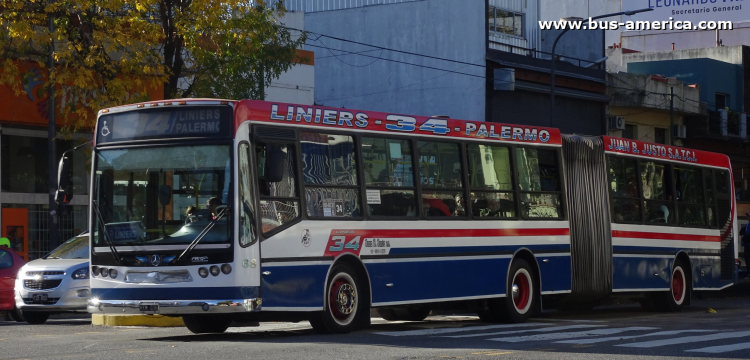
(73, 99, 738, 334)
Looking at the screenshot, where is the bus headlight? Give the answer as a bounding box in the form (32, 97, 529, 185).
(91, 266, 100, 277)
(108, 268, 118, 279)
(101, 268, 109, 278)
(198, 267, 209, 278)
(221, 264, 232, 275)
(210, 266, 220, 277)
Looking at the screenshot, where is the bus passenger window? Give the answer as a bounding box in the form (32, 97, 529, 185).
(256, 143, 300, 235)
(640, 161, 673, 224)
(608, 156, 641, 223)
(300, 132, 361, 218)
(418, 141, 464, 217)
(674, 166, 705, 227)
(361, 137, 416, 217)
(467, 144, 516, 218)
(515, 148, 562, 219)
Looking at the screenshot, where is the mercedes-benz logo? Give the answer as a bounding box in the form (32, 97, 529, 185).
(150, 254, 162, 267)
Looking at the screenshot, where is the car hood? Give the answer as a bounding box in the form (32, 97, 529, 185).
(23, 259, 89, 272)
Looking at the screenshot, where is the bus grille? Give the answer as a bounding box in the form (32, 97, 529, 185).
(24, 279, 63, 290)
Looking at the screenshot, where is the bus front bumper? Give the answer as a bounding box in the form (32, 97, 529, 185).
(88, 298, 262, 315)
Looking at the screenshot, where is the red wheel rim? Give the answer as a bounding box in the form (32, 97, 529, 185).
(328, 274, 357, 325)
(672, 268, 684, 303)
(512, 271, 530, 311)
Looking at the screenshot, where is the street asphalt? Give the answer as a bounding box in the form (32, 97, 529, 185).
(1, 279, 748, 360)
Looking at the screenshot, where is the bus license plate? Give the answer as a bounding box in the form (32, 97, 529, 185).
(32, 294, 48, 303)
(139, 303, 159, 313)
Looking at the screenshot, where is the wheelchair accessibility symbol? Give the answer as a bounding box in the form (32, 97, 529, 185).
(101, 121, 110, 137)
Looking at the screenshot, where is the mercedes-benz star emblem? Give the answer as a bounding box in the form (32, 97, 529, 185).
(150, 254, 162, 267)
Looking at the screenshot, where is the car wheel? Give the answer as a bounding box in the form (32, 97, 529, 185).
(182, 315, 232, 334)
(10, 305, 25, 322)
(22, 311, 50, 325)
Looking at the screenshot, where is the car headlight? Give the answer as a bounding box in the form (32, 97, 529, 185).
(71, 266, 90, 280)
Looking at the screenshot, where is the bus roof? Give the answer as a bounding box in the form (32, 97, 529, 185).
(603, 135, 731, 169)
(235, 100, 563, 146)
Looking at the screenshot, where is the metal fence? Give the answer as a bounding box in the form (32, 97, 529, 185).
(27, 207, 88, 260)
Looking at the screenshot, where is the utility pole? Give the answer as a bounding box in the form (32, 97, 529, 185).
(47, 6, 59, 250)
(670, 86, 675, 146)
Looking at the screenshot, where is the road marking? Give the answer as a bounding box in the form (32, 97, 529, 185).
(686, 342, 750, 354)
(489, 327, 656, 343)
(556, 330, 714, 344)
(618, 331, 750, 348)
(444, 324, 606, 338)
(372, 322, 552, 336)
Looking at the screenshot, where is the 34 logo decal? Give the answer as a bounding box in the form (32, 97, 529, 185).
(324, 230, 363, 256)
(324, 230, 391, 257)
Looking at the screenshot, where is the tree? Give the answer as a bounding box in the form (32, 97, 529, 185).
(0, 0, 306, 132)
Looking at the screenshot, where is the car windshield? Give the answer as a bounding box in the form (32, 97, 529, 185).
(46, 235, 89, 259)
(93, 144, 232, 246)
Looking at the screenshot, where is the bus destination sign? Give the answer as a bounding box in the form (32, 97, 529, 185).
(97, 106, 232, 144)
(603, 136, 731, 168)
(236, 101, 563, 146)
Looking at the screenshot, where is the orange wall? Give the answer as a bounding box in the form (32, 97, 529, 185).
(0, 60, 163, 127)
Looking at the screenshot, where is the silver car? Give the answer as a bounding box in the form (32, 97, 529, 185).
(14, 233, 90, 324)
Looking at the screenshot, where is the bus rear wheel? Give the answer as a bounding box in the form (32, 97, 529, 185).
(182, 314, 232, 334)
(655, 261, 690, 312)
(310, 263, 364, 334)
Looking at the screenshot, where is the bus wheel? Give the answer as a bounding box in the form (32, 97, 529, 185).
(657, 261, 689, 312)
(505, 259, 536, 323)
(182, 315, 232, 334)
(477, 259, 536, 323)
(310, 263, 363, 334)
(377, 306, 431, 321)
(22, 311, 49, 325)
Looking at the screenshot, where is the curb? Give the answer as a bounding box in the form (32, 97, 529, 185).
(92, 314, 185, 327)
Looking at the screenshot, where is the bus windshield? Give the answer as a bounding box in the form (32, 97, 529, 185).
(93, 144, 232, 246)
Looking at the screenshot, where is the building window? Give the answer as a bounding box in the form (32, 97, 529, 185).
(622, 124, 637, 140)
(715, 93, 728, 110)
(654, 128, 667, 144)
(488, 6, 523, 37)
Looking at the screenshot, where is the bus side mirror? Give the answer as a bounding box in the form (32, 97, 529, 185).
(158, 185, 172, 206)
(266, 144, 285, 183)
(55, 155, 73, 204)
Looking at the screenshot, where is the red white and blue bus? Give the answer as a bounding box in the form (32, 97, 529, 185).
(75, 99, 738, 334)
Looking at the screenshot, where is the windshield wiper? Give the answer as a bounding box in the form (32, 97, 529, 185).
(173, 207, 229, 265)
(92, 200, 124, 264)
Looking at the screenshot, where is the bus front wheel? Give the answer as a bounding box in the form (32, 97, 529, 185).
(310, 263, 364, 334)
(478, 259, 536, 323)
(182, 314, 232, 334)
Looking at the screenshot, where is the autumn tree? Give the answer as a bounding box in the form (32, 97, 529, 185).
(0, 0, 306, 132)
